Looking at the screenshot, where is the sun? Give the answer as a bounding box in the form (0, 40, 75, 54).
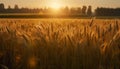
(50, 2, 61, 10)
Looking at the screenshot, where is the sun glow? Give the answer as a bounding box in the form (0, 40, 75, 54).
(49, 2, 62, 10)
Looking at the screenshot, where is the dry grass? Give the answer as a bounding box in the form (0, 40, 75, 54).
(0, 18, 120, 69)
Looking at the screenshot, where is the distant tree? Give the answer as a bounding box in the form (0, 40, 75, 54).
(14, 4, 19, 9)
(0, 3, 5, 9)
(8, 5, 11, 9)
(64, 6, 69, 14)
(0, 3, 5, 13)
(43, 7, 49, 13)
(87, 6, 92, 16)
(82, 6, 87, 15)
(77, 7, 82, 15)
(70, 7, 76, 14)
(6, 5, 12, 13)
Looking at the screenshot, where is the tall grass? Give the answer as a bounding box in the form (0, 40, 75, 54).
(0, 19, 120, 69)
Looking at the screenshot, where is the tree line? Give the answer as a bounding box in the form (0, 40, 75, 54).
(95, 7, 120, 16)
(0, 3, 120, 16)
(0, 3, 92, 16)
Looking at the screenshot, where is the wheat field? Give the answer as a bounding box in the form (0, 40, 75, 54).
(0, 18, 120, 69)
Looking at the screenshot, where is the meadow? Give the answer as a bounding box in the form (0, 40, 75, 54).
(0, 18, 120, 69)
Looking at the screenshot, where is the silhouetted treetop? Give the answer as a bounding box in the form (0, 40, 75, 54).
(14, 5, 19, 9)
(82, 6, 87, 15)
(87, 6, 92, 16)
(0, 3, 5, 9)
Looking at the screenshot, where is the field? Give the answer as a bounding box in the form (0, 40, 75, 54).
(0, 18, 120, 69)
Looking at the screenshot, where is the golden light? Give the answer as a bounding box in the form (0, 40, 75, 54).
(49, 2, 62, 10)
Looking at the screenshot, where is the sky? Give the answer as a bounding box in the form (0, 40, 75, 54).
(0, 0, 120, 10)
